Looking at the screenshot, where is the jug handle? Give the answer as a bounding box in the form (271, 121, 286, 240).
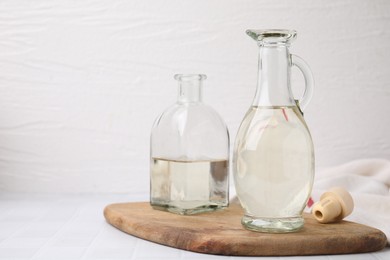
(291, 54, 314, 112)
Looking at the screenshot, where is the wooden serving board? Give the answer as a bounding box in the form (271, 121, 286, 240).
(104, 202, 387, 256)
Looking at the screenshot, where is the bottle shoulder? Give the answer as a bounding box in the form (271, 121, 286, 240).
(153, 102, 228, 130)
(151, 102, 230, 160)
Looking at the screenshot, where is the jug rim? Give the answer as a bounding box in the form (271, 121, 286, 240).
(246, 29, 297, 46)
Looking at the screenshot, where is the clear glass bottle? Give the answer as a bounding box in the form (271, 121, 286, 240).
(233, 29, 315, 233)
(150, 74, 229, 215)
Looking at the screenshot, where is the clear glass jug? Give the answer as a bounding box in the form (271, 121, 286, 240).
(150, 74, 229, 215)
(233, 29, 315, 232)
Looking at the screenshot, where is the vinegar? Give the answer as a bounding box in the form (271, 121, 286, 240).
(233, 106, 314, 232)
(150, 158, 228, 215)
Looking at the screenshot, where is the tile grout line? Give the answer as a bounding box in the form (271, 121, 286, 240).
(79, 221, 106, 260)
(29, 206, 81, 260)
(0, 202, 48, 247)
(130, 236, 141, 260)
(0, 207, 31, 244)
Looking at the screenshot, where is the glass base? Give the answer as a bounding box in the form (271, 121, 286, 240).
(151, 202, 227, 215)
(241, 214, 304, 233)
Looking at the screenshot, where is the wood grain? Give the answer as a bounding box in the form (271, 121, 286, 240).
(104, 202, 387, 256)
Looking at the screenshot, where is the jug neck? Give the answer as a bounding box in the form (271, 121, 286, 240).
(252, 45, 295, 107)
(246, 29, 297, 107)
(175, 74, 206, 104)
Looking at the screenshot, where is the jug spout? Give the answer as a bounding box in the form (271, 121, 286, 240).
(246, 29, 297, 46)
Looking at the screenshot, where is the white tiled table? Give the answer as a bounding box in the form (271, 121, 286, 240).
(0, 193, 388, 260)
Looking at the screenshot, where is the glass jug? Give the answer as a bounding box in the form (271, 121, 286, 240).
(150, 74, 229, 215)
(233, 29, 315, 233)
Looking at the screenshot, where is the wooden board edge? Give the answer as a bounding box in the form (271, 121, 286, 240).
(103, 202, 389, 256)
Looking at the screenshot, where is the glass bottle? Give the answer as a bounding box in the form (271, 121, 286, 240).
(150, 74, 229, 215)
(233, 29, 315, 233)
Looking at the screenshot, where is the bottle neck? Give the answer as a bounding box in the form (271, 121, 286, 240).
(175, 74, 205, 103)
(252, 45, 295, 107)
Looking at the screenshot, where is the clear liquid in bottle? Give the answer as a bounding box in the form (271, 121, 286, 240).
(150, 158, 228, 215)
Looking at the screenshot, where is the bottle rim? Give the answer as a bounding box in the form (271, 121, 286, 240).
(174, 74, 207, 81)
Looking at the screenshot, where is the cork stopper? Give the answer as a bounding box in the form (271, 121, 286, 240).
(312, 187, 354, 223)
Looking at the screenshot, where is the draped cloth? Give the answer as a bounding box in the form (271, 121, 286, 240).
(312, 158, 390, 244)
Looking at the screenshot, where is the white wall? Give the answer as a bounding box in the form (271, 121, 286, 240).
(0, 0, 389, 193)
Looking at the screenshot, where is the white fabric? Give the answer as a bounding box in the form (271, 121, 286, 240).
(312, 158, 390, 244)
